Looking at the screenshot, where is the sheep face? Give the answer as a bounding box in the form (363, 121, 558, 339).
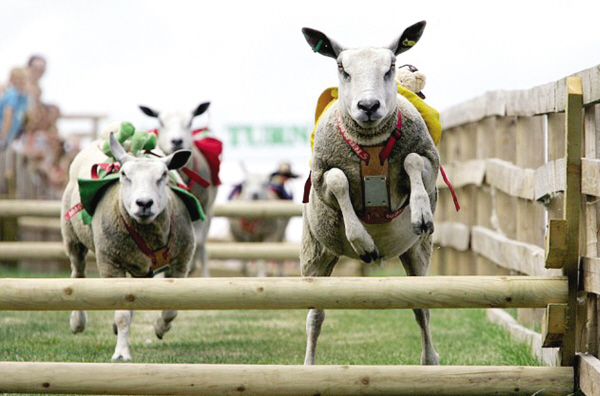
(139, 103, 210, 155)
(109, 132, 192, 224)
(302, 21, 426, 129)
(337, 47, 397, 128)
(236, 173, 272, 201)
(119, 159, 170, 224)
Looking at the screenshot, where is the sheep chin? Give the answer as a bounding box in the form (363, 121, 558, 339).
(131, 211, 158, 225)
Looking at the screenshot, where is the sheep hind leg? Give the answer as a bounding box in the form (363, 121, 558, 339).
(300, 217, 339, 365)
(399, 234, 439, 365)
(66, 241, 88, 334)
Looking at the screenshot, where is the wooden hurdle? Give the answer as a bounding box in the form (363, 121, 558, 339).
(0, 361, 573, 396)
(0, 276, 567, 311)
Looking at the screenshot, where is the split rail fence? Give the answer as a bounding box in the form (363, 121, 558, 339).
(1, 65, 600, 394)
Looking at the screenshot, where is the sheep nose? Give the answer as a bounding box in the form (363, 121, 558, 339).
(171, 139, 183, 148)
(358, 99, 380, 115)
(251, 193, 260, 200)
(136, 198, 154, 209)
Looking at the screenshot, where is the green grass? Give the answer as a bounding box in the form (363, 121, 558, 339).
(0, 266, 542, 366)
(0, 307, 541, 366)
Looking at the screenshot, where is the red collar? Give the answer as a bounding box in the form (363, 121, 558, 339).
(120, 211, 173, 276)
(336, 109, 402, 165)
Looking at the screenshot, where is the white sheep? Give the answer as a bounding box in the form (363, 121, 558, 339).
(60, 124, 199, 361)
(228, 162, 296, 276)
(140, 103, 220, 277)
(300, 21, 440, 365)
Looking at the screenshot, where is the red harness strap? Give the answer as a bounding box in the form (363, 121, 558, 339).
(337, 109, 460, 213)
(120, 212, 173, 275)
(337, 110, 407, 224)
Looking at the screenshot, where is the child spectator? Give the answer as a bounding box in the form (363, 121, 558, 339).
(0, 67, 29, 150)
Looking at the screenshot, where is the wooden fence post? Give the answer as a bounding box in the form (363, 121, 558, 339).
(560, 76, 583, 366)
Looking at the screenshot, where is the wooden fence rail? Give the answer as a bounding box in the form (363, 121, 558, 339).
(0, 276, 567, 311)
(0, 200, 303, 218)
(0, 361, 574, 396)
(0, 241, 301, 261)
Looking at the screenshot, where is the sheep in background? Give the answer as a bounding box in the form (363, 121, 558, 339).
(228, 162, 297, 276)
(61, 124, 201, 361)
(140, 103, 221, 277)
(300, 21, 441, 365)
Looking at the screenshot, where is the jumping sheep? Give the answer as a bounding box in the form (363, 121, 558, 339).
(140, 103, 221, 277)
(300, 21, 441, 365)
(61, 123, 201, 361)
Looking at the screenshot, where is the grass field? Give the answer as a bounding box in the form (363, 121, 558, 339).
(0, 267, 542, 367)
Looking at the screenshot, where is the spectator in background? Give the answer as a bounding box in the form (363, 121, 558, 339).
(23, 55, 47, 139)
(0, 67, 29, 150)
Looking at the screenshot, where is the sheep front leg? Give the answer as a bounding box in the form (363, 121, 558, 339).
(323, 168, 378, 262)
(404, 153, 435, 235)
(154, 267, 187, 340)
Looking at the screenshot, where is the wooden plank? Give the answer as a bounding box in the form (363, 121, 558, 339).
(578, 353, 600, 396)
(432, 222, 470, 251)
(545, 219, 568, 269)
(436, 159, 486, 189)
(542, 304, 568, 348)
(486, 159, 535, 200)
(560, 76, 583, 367)
(471, 226, 562, 276)
(535, 158, 566, 202)
(440, 64, 600, 130)
(0, 361, 575, 396)
(582, 257, 600, 295)
(0, 276, 568, 311)
(582, 158, 600, 197)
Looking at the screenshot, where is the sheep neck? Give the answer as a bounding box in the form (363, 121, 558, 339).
(338, 107, 398, 146)
(118, 201, 173, 275)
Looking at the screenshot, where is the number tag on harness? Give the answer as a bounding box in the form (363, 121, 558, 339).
(364, 176, 388, 207)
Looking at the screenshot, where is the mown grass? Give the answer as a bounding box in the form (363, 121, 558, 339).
(0, 267, 541, 367)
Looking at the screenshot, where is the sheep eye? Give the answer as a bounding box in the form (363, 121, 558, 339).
(338, 63, 350, 81)
(384, 62, 396, 80)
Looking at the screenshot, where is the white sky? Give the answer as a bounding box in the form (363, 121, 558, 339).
(2, 0, 599, 128)
(2, 0, 600, 240)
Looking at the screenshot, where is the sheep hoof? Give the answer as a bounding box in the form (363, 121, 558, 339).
(359, 247, 379, 263)
(70, 310, 87, 334)
(412, 219, 434, 235)
(111, 351, 131, 362)
(154, 320, 172, 340)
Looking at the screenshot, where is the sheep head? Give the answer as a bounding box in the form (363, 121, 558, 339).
(302, 21, 426, 129)
(109, 132, 191, 224)
(139, 102, 210, 154)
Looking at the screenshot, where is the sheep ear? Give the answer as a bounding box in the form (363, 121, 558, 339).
(302, 28, 343, 59)
(164, 149, 191, 170)
(389, 20, 426, 55)
(139, 105, 159, 118)
(192, 102, 210, 118)
(109, 132, 131, 163)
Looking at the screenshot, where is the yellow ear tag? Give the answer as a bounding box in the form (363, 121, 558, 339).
(402, 38, 416, 47)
